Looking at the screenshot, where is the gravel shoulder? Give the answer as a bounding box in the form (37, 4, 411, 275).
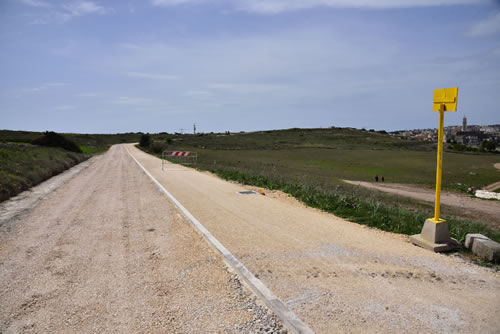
(130, 144, 500, 334)
(0, 145, 286, 334)
(344, 180, 500, 230)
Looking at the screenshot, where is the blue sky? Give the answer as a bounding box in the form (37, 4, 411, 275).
(1, 0, 499, 133)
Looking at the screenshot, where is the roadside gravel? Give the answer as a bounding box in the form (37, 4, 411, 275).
(0, 145, 287, 333)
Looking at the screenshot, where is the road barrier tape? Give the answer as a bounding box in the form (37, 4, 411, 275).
(167, 151, 190, 157)
(126, 146, 315, 334)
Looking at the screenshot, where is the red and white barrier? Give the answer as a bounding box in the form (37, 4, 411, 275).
(166, 151, 190, 157)
(161, 150, 197, 170)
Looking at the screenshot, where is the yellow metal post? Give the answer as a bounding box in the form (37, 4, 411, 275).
(410, 87, 460, 252)
(433, 103, 445, 222)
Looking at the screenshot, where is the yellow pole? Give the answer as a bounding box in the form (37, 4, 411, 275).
(433, 103, 445, 222)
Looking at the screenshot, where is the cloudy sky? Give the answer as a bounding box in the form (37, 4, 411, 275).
(1, 0, 499, 133)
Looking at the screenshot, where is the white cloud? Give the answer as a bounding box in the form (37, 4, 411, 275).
(239, 0, 484, 13)
(45, 82, 68, 87)
(62, 1, 109, 16)
(152, 0, 202, 5)
(53, 105, 76, 111)
(18, 82, 68, 94)
(184, 90, 212, 96)
(208, 82, 286, 93)
(468, 12, 500, 37)
(75, 92, 99, 97)
(111, 96, 154, 105)
(25, 1, 111, 24)
(151, 0, 485, 12)
(20, 0, 51, 7)
(126, 72, 179, 80)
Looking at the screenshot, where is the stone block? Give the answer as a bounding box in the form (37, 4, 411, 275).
(465, 233, 490, 249)
(471, 238, 500, 262)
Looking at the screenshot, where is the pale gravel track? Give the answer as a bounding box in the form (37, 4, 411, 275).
(130, 144, 500, 334)
(343, 180, 500, 230)
(0, 145, 286, 334)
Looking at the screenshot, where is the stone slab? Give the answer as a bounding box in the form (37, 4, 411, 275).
(471, 238, 500, 262)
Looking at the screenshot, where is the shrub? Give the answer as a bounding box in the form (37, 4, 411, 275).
(151, 141, 166, 154)
(480, 140, 496, 152)
(32, 131, 82, 153)
(139, 133, 151, 147)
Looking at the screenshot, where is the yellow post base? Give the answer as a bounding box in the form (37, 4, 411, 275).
(410, 219, 460, 252)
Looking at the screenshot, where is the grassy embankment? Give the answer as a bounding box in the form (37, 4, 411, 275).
(142, 128, 500, 243)
(0, 130, 141, 202)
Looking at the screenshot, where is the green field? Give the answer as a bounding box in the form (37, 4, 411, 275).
(141, 127, 500, 243)
(149, 128, 499, 192)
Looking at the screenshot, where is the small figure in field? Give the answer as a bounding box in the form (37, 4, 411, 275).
(375, 175, 379, 182)
(382, 176, 385, 182)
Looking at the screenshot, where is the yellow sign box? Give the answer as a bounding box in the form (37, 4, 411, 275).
(433, 87, 458, 111)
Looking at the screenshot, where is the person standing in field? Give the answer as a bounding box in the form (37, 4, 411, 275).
(375, 175, 379, 182)
(382, 176, 385, 182)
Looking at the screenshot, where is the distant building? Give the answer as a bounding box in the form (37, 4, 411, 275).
(390, 123, 499, 147)
(455, 130, 485, 146)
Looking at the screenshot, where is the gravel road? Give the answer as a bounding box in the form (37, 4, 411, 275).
(130, 144, 500, 334)
(0, 145, 286, 333)
(343, 180, 500, 230)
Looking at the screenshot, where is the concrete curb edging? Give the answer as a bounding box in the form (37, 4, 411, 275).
(126, 147, 314, 334)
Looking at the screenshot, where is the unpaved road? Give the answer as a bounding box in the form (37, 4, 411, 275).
(483, 181, 500, 192)
(344, 180, 500, 230)
(129, 145, 500, 334)
(482, 162, 500, 191)
(0, 145, 285, 333)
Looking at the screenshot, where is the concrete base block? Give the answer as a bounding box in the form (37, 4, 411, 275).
(410, 234, 460, 252)
(410, 219, 460, 252)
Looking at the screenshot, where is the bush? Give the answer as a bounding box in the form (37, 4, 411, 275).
(32, 131, 82, 153)
(151, 141, 166, 154)
(139, 134, 151, 147)
(480, 140, 496, 152)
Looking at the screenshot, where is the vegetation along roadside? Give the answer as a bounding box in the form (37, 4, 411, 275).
(139, 128, 500, 245)
(0, 130, 141, 202)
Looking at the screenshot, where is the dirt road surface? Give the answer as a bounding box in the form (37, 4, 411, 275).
(344, 180, 500, 230)
(129, 145, 499, 334)
(0, 145, 286, 334)
(483, 181, 500, 192)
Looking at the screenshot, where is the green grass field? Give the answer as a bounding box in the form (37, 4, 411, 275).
(141, 127, 500, 243)
(150, 128, 499, 192)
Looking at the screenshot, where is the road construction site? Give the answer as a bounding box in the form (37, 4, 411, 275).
(1, 144, 499, 333)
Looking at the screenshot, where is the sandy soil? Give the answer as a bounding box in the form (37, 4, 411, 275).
(129, 144, 500, 334)
(344, 180, 500, 230)
(0, 145, 286, 334)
